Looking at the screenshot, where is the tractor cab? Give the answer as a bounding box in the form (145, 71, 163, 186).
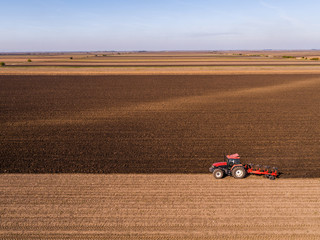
(226, 153, 241, 169)
(227, 158, 241, 168)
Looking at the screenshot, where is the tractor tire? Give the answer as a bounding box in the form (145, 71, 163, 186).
(232, 167, 246, 179)
(269, 176, 276, 180)
(213, 169, 224, 179)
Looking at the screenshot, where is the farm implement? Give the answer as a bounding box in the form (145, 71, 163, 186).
(209, 153, 279, 180)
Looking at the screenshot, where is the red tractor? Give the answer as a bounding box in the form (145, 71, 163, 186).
(209, 153, 279, 180)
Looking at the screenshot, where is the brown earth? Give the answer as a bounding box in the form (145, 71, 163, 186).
(1, 74, 320, 177)
(1, 174, 320, 239)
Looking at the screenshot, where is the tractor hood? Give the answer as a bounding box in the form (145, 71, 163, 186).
(212, 162, 227, 167)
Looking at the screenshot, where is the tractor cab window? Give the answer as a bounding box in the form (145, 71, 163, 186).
(233, 159, 240, 164)
(228, 159, 240, 167)
(228, 160, 234, 167)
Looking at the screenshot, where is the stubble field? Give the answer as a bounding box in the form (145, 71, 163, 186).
(1, 74, 320, 177)
(1, 174, 320, 239)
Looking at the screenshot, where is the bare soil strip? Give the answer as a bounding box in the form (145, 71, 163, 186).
(6, 63, 320, 67)
(2, 66, 320, 75)
(1, 174, 319, 239)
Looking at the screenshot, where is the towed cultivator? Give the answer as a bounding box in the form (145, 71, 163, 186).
(209, 153, 279, 180)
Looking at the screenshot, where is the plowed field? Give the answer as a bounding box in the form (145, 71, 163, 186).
(1, 74, 320, 177)
(1, 174, 320, 239)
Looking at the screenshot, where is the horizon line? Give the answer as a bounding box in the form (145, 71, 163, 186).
(1, 49, 320, 54)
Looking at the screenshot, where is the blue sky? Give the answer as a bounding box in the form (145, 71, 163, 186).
(1, 0, 320, 51)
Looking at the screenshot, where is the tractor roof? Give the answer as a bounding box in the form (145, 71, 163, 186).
(227, 153, 240, 159)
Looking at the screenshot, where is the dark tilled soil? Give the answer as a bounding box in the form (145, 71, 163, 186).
(1, 75, 319, 177)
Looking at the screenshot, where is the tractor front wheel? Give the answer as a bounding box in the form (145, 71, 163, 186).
(213, 169, 224, 179)
(232, 167, 246, 179)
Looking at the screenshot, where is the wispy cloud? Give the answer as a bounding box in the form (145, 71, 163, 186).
(259, 0, 301, 27)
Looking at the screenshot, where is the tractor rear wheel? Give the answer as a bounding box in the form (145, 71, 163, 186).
(232, 167, 246, 179)
(213, 169, 224, 179)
